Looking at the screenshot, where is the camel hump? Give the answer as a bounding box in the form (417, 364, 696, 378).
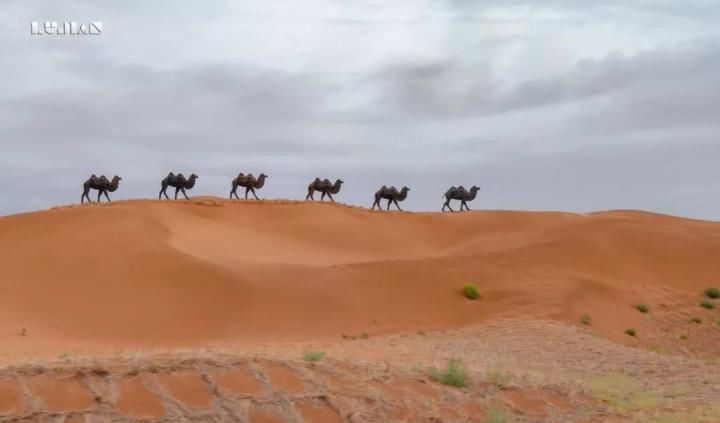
(167, 172, 174, 177)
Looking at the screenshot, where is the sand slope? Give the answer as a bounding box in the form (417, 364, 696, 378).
(1, 198, 719, 351)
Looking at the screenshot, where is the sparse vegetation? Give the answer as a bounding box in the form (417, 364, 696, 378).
(580, 313, 592, 325)
(690, 316, 702, 324)
(486, 368, 513, 389)
(679, 334, 688, 340)
(431, 358, 469, 387)
(703, 287, 720, 299)
(417, 329, 426, 336)
(590, 373, 657, 414)
(303, 350, 326, 362)
(655, 414, 683, 423)
(634, 304, 649, 313)
(483, 407, 507, 423)
(625, 328, 637, 337)
(360, 331, 369, 339)
(700, 299, 715, 309)
(463, 283, 481, 300)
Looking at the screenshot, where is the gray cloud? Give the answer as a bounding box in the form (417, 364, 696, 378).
(1, 1, 719, 219)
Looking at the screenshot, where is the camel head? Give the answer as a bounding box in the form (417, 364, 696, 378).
(259, 173, 268, 178)
(189, 173, 198, 180)
(401, 186, 410, 193)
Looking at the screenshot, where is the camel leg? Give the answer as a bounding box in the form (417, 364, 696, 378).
(326, 192, 335, 203)
(81, 189, 91, 204)
(245, 187, 250, 199)
(386, 199, 392, 211)
(320, 192, 326, 202)
(442, 199, 454, 212)
(230, 187, 237, 199)
(394, 199, 403, 211)
(462, 200, 470, 211)
(181, 187, 190, 200)
(250, 188, 260, 200)
(174, 187, 180, 200)
(96, 189, 103, 203)
(103, 190, 111, 202)
(372, 197, 380, 210)
(306, 189, 314, 201)
(160, 183, 169, 200)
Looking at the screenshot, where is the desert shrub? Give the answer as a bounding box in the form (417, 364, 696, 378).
(679, 334, 688, 340)
(704, 287, 720, 299)
(634, 304, 649, 313)
(487, 368, 513, 389)
(483, 408, 507, 423)
(580, 313, 592, 325)
(431, 358, 469, 387)
(625, 328, 637, 337)
(690, 316, 702, 324)
(463, 284, 481, 300)
(700, 299, 715, 309)
(303, 350, 326, 362)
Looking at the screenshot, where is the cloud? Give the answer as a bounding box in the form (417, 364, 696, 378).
(0, 0, 719, 219)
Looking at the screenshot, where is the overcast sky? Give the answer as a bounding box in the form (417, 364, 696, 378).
(1, 1, 719, 218)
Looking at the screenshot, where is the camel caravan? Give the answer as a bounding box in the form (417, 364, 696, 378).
(80, 173, 480, 212)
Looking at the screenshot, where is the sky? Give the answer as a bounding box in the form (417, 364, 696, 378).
(1, 1, 719, 218)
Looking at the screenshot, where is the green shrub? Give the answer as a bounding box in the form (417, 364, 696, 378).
(483, 408, 507, 423)
(580, 313, 592, 325)
(634, 304, 649, 313)
(625, 328, 637, 337)
(700, 300, 715, 309)
(303, 350, 326, 362)
(431, 358, 469, 387)
(704, 287, 720, 299)
(463, 284, 481, 300)
(487, 368, 513, 389)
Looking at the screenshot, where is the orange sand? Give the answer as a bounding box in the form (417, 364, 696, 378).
(1, 197, 719, 355)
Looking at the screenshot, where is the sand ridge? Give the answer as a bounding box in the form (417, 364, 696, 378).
(1, 198, 720, 355)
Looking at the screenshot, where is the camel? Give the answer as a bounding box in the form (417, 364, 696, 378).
(306, 178, 343, 202)
(230, 173, 268, 200)
(372, 185, 410, 211)
(442, 185, 480, 212)
(81, 174, 122, 204)
(159, 172, 198, 200)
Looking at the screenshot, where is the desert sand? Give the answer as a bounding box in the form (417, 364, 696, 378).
(1, 198, 719, 422)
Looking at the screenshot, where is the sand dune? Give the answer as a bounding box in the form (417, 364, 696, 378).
(1, 198, 719, 353)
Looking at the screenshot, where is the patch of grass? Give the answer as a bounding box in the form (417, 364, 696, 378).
(679, 333, 688, 340)
(463, 283, 481, 300)
(689, 316, 702, 324)
(483, 407, 507, 423)
(360, 331, 369, 339)
(431, 358, 469, 387)
(655, 414, 683, 423)
(700, 299, 715, 309)
(303, 350, 326, 362)
(486, 368, 513, 389)
(634, 304, 649, 313)
(417, 329, 426, 336)
(646, 345, 669, 355)
(625, 328, 637, 337)
(703, 287, 720, 299)
(580, 313, 592, 325)
(590, 372, 657, 414)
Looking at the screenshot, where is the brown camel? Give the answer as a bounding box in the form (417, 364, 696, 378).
(230, 173, 268, 200)
(81, 174, 122, 204)
(372, 185, 410, 211)
(306, 178, 343, 202)
(159, 172, 198, 200)
(442, 185, 480, 212)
